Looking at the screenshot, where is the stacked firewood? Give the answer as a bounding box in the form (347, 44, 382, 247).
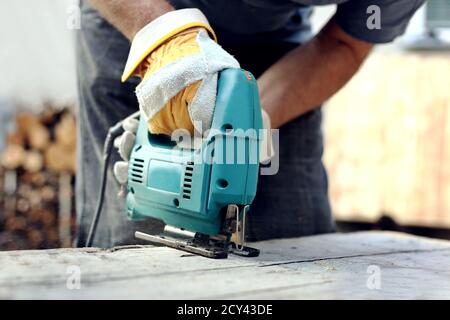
(0, 108, 77, 250)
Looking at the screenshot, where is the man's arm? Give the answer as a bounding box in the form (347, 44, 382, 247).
(89, 0, 174, 40)
(259, 18, 374, 129)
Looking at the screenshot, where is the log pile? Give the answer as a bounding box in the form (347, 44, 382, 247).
(0, 108, 77, 250)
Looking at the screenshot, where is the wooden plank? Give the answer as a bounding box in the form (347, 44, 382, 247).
(0, 231, 449, 299)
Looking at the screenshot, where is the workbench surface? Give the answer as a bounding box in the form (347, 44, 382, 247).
(1, 231, 449, 299)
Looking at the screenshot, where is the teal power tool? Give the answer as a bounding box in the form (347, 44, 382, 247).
(87, 69, 263, 259)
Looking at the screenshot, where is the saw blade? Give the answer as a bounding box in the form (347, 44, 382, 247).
(135, 231, 228, 259)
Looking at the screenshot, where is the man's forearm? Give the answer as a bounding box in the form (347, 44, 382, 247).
(89, 0, 174, 40)
(259, 18, 373, 129)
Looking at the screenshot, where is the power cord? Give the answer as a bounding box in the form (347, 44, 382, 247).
(85, 120, 124, 247)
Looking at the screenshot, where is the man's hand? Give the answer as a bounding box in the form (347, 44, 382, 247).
(259, 18, 374, 129)
(90, 2, 275, 186)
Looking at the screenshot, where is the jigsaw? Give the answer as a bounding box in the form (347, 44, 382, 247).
(86, 68, 263, 259)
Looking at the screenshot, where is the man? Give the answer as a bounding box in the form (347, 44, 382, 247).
(75, 0, 425, 247)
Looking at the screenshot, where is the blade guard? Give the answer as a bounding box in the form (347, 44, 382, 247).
(126, 69, 263, 236)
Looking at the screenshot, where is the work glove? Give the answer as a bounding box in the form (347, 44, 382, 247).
(122, 8, 240, 136)
(113, 116, 139, 185)
(113, 9, 275, 184)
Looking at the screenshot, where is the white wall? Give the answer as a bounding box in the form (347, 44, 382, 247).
(0, 0, 78, 111)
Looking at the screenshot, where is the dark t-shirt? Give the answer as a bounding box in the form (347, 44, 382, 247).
(169, 0, 425, 44)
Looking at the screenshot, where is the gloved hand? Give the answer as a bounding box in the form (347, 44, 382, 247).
(113, 116, 139, 185)
(114, 9, 275, 185)
(122, 9, 240, 136)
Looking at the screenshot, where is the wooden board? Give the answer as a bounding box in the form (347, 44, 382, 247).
(1, 231, 450, 299)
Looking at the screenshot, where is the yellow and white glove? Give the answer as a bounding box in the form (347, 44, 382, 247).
(122, 8, 240, 136)
(113, 116, 139, 185)
(113, 9, 274, 184)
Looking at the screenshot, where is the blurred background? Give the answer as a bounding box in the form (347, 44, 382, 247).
(0, 0, 449, 250)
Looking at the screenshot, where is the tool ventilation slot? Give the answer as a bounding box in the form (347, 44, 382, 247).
(183, 161, 194, 199)
(130, 158, 144, 184)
